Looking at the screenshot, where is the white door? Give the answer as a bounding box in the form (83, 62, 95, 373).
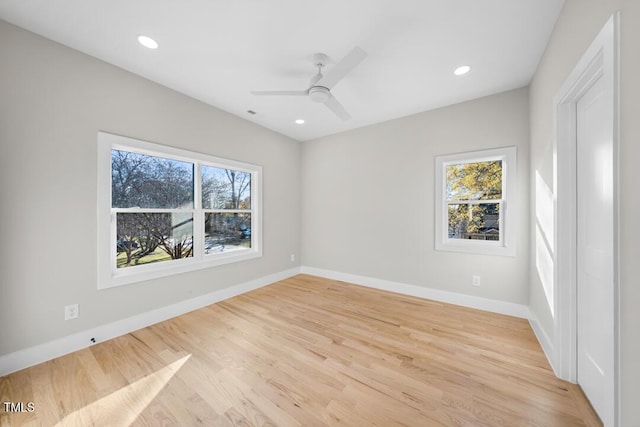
(576, 73, 615, 424)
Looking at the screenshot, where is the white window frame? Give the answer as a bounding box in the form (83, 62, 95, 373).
(434, 146, 516, 257)
(97, 131, 262, 289)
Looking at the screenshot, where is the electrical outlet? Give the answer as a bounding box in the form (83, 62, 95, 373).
(64, 304, 79, 320)
(290, 254, 295, 262)
(472, 275, 481, 287)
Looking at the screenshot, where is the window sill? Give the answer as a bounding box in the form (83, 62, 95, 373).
(99, 248, 262, 290)
(435, 239, 516, 257)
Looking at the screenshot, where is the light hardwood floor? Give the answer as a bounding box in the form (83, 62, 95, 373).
(1, 274, 601, 426)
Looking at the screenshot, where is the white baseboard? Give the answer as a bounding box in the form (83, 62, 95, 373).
(528, 311, 558, 376)
(0, 268, 301, 377)
(300, 266, 530, 319)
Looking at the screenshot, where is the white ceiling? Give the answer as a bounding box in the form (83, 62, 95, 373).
(0, 0, 565, 142)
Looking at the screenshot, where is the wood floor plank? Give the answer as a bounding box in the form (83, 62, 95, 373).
(0, 274, 602, 426)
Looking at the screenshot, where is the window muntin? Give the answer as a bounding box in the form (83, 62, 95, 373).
(435, 147, 516, 256)
(98, 132, 262, 288)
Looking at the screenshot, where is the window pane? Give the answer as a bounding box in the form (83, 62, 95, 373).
(448, 203, 500, 241)
(204, 213, 251, 253)
(446, 160, 502, 201)
(112, 149, 194, 209)
(116, 213, 193, 268)
(202, 166, 251, 209)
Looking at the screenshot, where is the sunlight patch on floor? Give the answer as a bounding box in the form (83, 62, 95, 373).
(55, 354, 191, 426)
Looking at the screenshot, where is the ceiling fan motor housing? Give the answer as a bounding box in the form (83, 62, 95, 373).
(308, 86, 330, 103)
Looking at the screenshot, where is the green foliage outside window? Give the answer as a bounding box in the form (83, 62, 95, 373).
(446, 161, 502, 240)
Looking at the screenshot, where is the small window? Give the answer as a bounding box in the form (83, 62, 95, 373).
(435, 147, 516, 256)
(98, 132, 262, 288)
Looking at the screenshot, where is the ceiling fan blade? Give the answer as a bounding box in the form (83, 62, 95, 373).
(251, 90, 307, 96)
(324, 95, 351, 121)
(317, 46, 367, 89)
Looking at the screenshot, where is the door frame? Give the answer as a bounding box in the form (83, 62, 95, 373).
(553, 12, 619, 426)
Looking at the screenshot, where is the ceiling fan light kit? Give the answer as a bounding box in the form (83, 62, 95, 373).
(308, 86, 330, 103)
(251, 46, 367, 121)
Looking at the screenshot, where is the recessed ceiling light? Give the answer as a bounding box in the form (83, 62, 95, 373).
(138, 35, 158, 49)
(295, 119, 305, 124)
(454, 65, 471, 76)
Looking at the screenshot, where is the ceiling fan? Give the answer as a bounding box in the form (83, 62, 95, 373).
(251, 46, 367, 121)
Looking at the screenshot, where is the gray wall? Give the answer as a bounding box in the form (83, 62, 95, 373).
(528, 0, 640, 423)
(301, 88, 530, 305)
(0, 20, 301, 356)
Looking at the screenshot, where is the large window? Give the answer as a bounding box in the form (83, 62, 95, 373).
(435, 147, 516, 256)
(98, 132, 261, 288)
